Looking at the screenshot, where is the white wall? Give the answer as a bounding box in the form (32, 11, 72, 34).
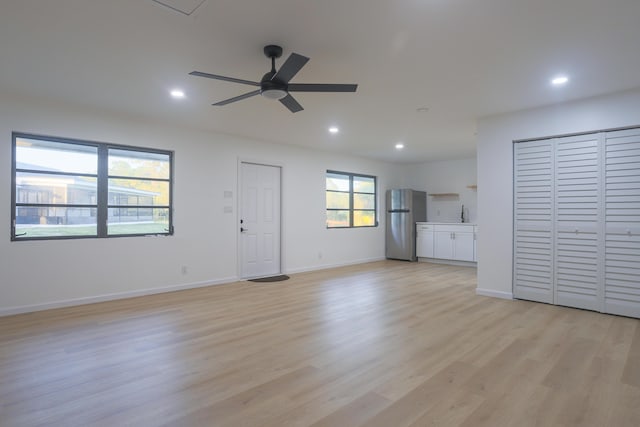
(477, 88, 640, 299)
(405, 158, 477, 223)
(0, 94, 405, 314)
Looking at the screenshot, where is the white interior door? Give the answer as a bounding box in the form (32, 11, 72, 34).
(604, 128, 640, 318)
(514, 128, 640, 319)
(553, 133, 603, 312)
(240, 162, 281, 279)
(513, 140, 554, 304)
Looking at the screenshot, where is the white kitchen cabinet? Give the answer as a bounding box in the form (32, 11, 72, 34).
(434, 224, 474, 261)
(416, 223, 434, 258)
(434, 230, 454, 259)
(418, 223, 476, 262)
(453, 231, 475, 261)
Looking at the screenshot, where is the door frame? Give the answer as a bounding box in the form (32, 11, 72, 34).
(237, 158, 285, 279)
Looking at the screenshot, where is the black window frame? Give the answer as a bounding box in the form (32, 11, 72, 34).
(326, 170, 378, 228)
(11, 132, 174, 241)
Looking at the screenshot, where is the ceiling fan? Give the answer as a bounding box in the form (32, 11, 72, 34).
(189, 45, 358, 113)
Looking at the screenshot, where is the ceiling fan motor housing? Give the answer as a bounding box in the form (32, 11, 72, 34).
(261, 70, 288, 99)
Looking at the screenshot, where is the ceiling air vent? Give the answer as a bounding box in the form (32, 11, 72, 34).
(151, 0, 207, 16)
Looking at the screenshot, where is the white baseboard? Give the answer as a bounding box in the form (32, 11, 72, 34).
(0, 257, 394, 317)
(285, 256, 386, 275)
(418, 258, 477, 267)
(476, 287, 514, 300)
(0, 257, 387, 316)
(0, 277, 238, 317)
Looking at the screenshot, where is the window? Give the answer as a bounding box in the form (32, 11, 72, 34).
(107, 148, 172, 236)
(326, 170, 377, 228)
(11, 133, 173, 240)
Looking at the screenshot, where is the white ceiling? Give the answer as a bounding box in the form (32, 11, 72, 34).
(1, 0, 639, 163)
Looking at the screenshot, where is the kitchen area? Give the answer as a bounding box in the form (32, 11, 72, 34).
(385, 179, 477, 265)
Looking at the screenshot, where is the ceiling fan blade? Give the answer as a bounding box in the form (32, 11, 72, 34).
(272, 53, 309, 83)
(288, 83, 358, 92)
(190, 71, 260, 87)
(279, 94, 304, 113)
(212, 90, 261, 106)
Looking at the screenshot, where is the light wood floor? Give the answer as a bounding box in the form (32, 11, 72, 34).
(1, 260, 639, 427)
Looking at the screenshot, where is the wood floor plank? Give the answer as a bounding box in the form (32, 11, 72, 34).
(622, 321, 640, 388)
(542, 336, 601, 391)
(360, 361, 478, 427)
(1, 260, 638, 427)
(457, 358, 547, 427)
(605, 383, 640, 426)
(462, 338, 534, 397)
(406, 384, 485, 427)
(162, 366, 318, 427)
(307, 391, 390, 427)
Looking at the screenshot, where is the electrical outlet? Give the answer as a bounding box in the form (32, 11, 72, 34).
(181, 265, 188, 275)
(318, 251, 323, 259)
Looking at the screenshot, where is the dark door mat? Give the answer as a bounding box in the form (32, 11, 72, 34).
(248, 275, 290, 283)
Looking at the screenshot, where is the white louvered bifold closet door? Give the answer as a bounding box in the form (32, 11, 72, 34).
(554, 134, 603, 311)
(514, 140, 554, 304)
(604, 128, 640, 318)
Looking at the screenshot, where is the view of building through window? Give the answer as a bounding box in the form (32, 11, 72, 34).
(107, 148, 171, 236)
(12, 134, 173, 240)
(326, 170, 377, 228)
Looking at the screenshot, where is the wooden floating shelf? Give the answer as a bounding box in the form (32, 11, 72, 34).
(429, 193, 459, 197)
(467, 185, 477, 190)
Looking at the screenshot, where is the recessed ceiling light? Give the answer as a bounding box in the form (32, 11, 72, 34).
(170, 89, 185, 99)
(328, 126, 339, 134)
(551, 76, 569, 86)
(395, 143, 404, 150)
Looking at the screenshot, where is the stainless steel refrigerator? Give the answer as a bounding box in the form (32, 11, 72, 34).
(385, 189, 426, 261)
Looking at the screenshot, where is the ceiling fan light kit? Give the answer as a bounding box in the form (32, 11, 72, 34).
(189, 44, 358, 113)
(261, 88, 288, 100)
